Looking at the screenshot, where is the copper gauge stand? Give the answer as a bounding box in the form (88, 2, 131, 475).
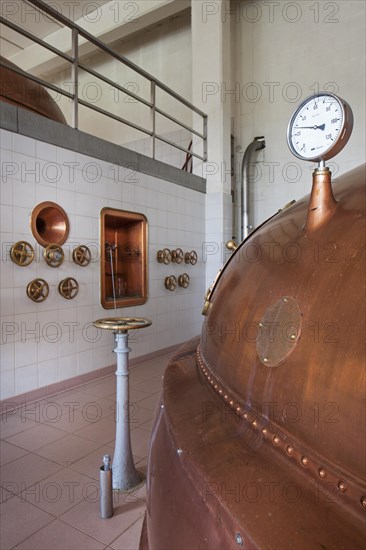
(93, 317, 152, 490)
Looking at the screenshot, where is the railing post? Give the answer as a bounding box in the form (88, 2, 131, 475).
(203, 115, 208, 162)
(71, 27, 79, 129)
(150, 81, 156, 159)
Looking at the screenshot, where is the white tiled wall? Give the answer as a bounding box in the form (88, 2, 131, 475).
(0, 130, 206, 399)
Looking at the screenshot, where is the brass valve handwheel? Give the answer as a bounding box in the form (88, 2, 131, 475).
(157, 248, 172, 265)
(27, 279, 49, 302)
(184, 251, 198, 265)
(178, 273, 190, 289)
(59, 278, 79, 300)
(10, 241, 35, 266)
(43, 243, 64, 268)
(164, 275, 177, 291)
(73, 245, 91, 266)
(171, 248, 184, 264)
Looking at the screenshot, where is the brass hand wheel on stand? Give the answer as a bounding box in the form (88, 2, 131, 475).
(43, 243, 64, 267)
(27, 279, 49, 302)
(59, 278, 79, 299)
(73, 245, 91, 266)
(10, 241, 35, 266)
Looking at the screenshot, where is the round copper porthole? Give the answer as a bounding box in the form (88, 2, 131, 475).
(30, 202, 69, 247)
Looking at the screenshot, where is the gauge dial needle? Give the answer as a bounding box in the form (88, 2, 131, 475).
(295, 124, 326, 130)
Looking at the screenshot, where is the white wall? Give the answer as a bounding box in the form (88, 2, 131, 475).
(0, 129, 205, 400)
(231, 0, 366, 236)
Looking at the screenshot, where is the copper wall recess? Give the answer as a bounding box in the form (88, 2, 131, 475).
(27, 279, 49, 302)
(59, 278, 79, 299)
(10, 241, 35, 266)
(31, 202, 69, 247)
(43, 244, 64, 267)
(100, 208, 148, 309)
(73, 245, 91, 266)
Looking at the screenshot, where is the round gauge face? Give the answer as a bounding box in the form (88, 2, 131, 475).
(287, 93, 353, 162)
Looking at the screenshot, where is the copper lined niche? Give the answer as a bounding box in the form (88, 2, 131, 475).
(100, 208, 148, 309)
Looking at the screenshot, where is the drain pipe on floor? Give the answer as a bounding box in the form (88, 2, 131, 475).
(241, 136, 265, 240)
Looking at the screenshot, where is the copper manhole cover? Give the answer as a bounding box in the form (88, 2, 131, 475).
(256, 296, 302, 367)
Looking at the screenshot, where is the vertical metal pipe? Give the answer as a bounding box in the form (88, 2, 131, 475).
(112, 331, 140, 490)
(150, 81, 156, 159)
(71, 27, 79, 129)
(241, 137, 265, 240)
(203, 115, 208, 162)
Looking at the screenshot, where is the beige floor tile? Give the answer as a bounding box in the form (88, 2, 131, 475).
(74, 417, 116, 445)
(15, 519, 105, 549)
(0, 411, 38, 439)
(35, 433, 102, 466)
(109, 516, 144, 550)
(0, 452, 62, 495)
(79, 377, 116, 398)
(20, 467, 99, 517)
(133, 378, 163, 395)
(68, 444, 115, 481)
(0, 494, 54, 549)
(136, 393, 160, 412)
(129, 428, 150, 459)
(5, 423, 68, 451)
(0, 440, 29, 466)
(60, 491, 146, 545)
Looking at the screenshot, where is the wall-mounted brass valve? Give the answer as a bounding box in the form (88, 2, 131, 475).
(59, 278, 79, 300)
(171, 248, 184, 264)
(178, 273, 190, 288)
(157, 248, 172, 264)
(184, 251, 198, 265)
(27, 279, 49, 302)
(164, 275, 177, 291)
(73, 245, 91, 266)
(226, 240, 238, 252)
(43, 243, 64, 267)
(10, 241, 35, 266)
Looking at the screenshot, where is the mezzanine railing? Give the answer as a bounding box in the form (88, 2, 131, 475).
(0, 0, 207, 165)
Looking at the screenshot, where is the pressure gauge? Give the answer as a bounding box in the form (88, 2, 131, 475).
(287, 92, 353, 163)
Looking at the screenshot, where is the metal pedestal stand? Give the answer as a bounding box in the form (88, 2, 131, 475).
(93, 317, 152, 491)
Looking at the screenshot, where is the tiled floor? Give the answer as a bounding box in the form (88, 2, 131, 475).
(0, 354, 168, 549)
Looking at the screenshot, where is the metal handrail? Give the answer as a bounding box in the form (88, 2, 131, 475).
(0, 0, 208, 163)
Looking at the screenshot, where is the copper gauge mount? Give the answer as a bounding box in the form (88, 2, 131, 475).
(10, 241, 35, 266)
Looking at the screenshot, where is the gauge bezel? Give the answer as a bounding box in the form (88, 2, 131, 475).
(287, 92, 353, 162)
